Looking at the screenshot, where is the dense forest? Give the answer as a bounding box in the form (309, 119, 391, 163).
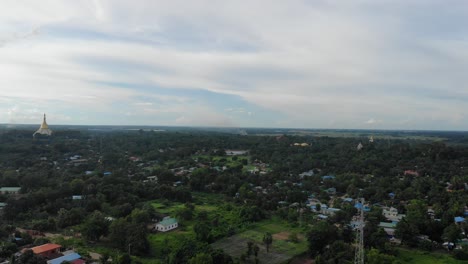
(0, 128, 468, 263)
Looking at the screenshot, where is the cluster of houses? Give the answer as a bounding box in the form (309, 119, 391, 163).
(19, 243, 86, 264)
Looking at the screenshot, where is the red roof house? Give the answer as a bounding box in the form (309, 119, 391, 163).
(31, 243, 61, 258)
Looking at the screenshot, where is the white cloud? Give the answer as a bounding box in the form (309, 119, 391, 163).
(1, 1, 468, 129)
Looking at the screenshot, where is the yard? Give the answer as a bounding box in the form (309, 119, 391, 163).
(396, 248, 468, 264)
(211, 219, 308, 264)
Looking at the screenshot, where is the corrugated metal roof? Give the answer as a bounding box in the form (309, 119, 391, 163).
(31, 243, 61, 254)
(49, 253, 81, 264)
(158, 217, 177, 227)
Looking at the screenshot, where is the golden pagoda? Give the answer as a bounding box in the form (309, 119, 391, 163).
(33, 114, 53, 137)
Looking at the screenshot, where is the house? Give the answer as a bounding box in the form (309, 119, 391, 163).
(324, 207, 341, 215)
(404, 170, 419, 176)
(317, 214, 328, 220)
(326, 188, 337, 195)
(299, 170, 314, 178)
(455, 216, 465, 224)
(357, 143, 363, 151)
(147, 176, 158, 182)
(48, 253, 82, 264)
(103, 172, 112, 176)
(225, 150, 248, 156)
(0, 187, 21, 195)
(70, 159, 88, 167)
(31, 243, 61, 259)
(155, 217, 178, 232)
(382, 207, 405, 222)
(343, 197, 354, 203)
(355, 203, 371, 212)
(72, 195, 83, 200)
(379, 222, 397, 238)
(322, 175, 335, 180)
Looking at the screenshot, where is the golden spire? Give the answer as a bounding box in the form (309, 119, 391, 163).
(33, 113, 52, 137)
(40, 113, 49, 129)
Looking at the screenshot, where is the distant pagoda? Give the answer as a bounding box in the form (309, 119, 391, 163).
(33, 114, 53, 137)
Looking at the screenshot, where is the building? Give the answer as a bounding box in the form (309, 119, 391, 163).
(155, 217, 178, 232)
(33, 114, 53, 137)
(382, 207, 405, 222)
(0, 187, 21, 195)
(299, 170, 314, 178)
(48, 253, 82, 264)
(455, 216, 465, 224)
(31, 243, 61, 259)
(225, 150, 249, 156)
(404, 170, 419, 176)
(379, 222, 397, 238)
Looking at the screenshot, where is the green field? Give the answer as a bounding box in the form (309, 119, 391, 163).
(397, 248, 468, 264)
(212, 218, 308, 264)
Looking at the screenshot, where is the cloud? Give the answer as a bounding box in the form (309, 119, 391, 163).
(365, 118, 382, 125)
(1, 1, 468, 129)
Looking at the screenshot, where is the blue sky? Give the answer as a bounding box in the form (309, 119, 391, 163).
(1, 1, 468, 130)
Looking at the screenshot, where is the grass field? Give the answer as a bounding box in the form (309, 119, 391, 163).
(211, 218, 308, 264)
(397, 248, 468, 264)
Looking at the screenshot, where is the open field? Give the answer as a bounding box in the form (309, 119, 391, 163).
(397, 248, 468, 264)
(212, 219, 308, 264)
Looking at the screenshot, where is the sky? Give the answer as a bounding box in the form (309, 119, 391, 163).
(1, 0, 468, 130)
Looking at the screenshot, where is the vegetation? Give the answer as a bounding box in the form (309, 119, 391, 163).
(0, 127, 468, 263)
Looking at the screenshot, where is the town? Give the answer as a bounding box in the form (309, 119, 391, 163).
(0, 118, 468, 263)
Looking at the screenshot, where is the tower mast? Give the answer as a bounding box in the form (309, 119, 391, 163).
(354, 198, 365, 264)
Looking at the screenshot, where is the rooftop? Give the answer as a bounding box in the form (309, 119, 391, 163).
(0, 187, 21, 192)
(31, 243, 61, 254)
(158, 217, 177, 227)
(49, 253, 81, 264)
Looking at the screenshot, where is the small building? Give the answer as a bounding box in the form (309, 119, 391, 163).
(357, 143, 363, 151)
(455, 216, 465, 224)
(382, 207, 405, 222)
(324, 207, 341, 215)
(317, 214, 328, 220)
(155, 217, 178, 232)
(225, 150, 249, 156)
(299, 170, 314, 178)
(103, 172, 112, 176)
(322, 175, 335, 180)
(379, 222, 397, 238)
(31, 243, 61, 259)
(48, 253, 81, 264)
(404, 170, 419, 176)
(326, 187, 337, 195)
(355, 203, 371, 212)
(0, 187, 21, 195)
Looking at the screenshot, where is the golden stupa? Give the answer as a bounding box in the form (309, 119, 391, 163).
(33, 114, 53, 137)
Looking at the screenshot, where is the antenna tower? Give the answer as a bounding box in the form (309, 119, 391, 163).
(354, 198, 365, 264)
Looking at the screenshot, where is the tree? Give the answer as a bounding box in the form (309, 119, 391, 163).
(194, 221, 212, 242)
(16, 249, 46, 264)
(116, 253, 132, 264)
(263, 232, 273, 253)
(366, 248, 396, 264)
(247, 241, 254, 257)
(253, 244, 260, 257)
(443, 224, 461, 247)
(307, 222, 338, 256)
(188, 253, 213, 264)
(81, 211, 109, 241)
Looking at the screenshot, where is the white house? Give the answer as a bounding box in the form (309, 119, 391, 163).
(155, 217, 178, 232)
(382, 207, 405, 222)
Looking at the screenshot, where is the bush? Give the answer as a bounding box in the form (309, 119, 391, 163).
(454, 248, 468, 260)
